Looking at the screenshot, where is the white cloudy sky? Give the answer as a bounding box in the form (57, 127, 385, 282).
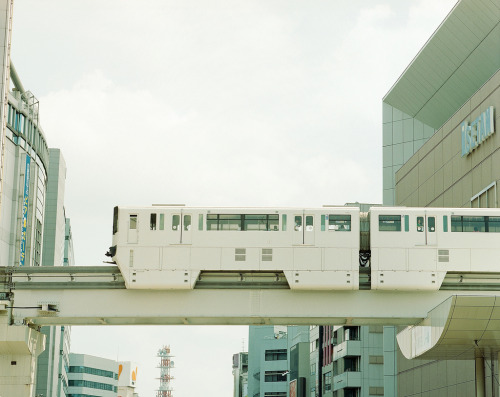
(10, 1, 456, 396)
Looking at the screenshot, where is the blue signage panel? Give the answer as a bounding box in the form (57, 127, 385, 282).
(461, 106, 495, 157)
(19, 154, 31, 266)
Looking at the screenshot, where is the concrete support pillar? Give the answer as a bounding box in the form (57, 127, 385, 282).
(0, 318, 46, 397)
(475, 355, 485, 397)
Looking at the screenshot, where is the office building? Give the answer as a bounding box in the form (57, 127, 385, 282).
(247, 325, 309, 397)
(382, 0, 500, 395)
(310, 325, 384, 397)
(67, 353, 119, 397)
(233, 352, 249, 397)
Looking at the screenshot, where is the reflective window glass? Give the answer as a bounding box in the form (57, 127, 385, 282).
(428, 217, 435, 232)
(417, 216, 424, 232)
(306, 215, 314, 231)
(294, 216, 302, 231)
(379, 215, 401, 231)
(150, 213, 157, 230)
(329, 215, 351, 231)
(159, 214, 165, 230)
(129, 215, 137, 230)
(172, 215, 180, 230)
(184, 215, 191, 231)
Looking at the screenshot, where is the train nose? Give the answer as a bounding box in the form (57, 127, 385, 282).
(105, 245, 117, 257)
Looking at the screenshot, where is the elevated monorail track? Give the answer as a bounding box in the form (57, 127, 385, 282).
(2, 266, 500, 291)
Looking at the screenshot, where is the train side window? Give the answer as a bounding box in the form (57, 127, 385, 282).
(451, 216, 462, 232)
(282, 214, 287, 231)
(404, 215, 409, 232)
(207, 214, 218, 231)
(489, 217, 500, 232)
(294, 216, 302, 231)
(329, 215, 351, 231)
(220, 214, 242, 231)
(172, 215, 180, 230)
(443, 216, 448, 232)
(417, 217, 424, 232)
(321, 215, 326, 231)
(129, 215, 137, 230)
(463, 216, 485, 232)
(198, 214, 203, 231)
(150, 213, 157, 230)
(184, 215, 191, 231)
(428, 217, 435, 232)
(159, 214, 165, 230)
(379, 215, 401, 231)
(306, 216, 314, 231)
(269, 215, 279, 231)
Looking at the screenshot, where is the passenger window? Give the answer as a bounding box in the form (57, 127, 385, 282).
(379, 215, 401, 231)
(159, 214, 165, 230)
(129, 215, 137, 230)
(269, 215, 279, 231)
(451, 216, 462, 232)
(428, 217, 435, 232)
(489, 217, 500, 232)
(463, 216, 485, 232)
(150, 214, 157, 230)
(294, 216, 302, 231)
(282, 214, 287, 231)
(417, 217, 424, 232)
(198, 214, 203, 231)
(404, 215, 409, 232)
(321, 215, 326, 231)
(184, 215, 191, 231)
(172, 215, 180, 230)
(443, 216, 448, 232)
(329, 215, 351, 231)
(207, 214, 218, 231)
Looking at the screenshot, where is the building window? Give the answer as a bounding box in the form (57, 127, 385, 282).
(265, 349, 287, 361)
(344, 356, 360, 372)
(264, 371, 287, 382)
(323, 371, 332, 391)
(264, 393, 286, 397)
(344, 326, 360, 341)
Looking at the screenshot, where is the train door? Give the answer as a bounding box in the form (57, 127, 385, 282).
(169, 212, 192, 244)
(293, 214, 315, 245)
(128, 214, 138, 243)
(415, 214, 437, 246)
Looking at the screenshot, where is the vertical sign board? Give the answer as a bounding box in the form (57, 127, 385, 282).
(289, 379, 297, 397)
(19, 154, 30, 266)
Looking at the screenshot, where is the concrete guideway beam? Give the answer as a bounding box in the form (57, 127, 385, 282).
(4, 288, 500, 327)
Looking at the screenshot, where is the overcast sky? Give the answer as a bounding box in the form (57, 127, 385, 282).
(11, 1, 456, 396)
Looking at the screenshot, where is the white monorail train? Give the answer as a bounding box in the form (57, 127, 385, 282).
(107, 206, 500, 291)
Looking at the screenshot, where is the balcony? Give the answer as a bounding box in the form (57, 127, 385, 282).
(333, 340, 361, 360)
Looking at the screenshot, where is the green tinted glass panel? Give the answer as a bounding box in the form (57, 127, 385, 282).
(417, 216, 424, 232)
(184, 215, 191, 231)
(404, 215, 409, 232)
(451, 216, 462, 232)
(321, 215, 326, 231)
(198, 214, 203, 231)
(379, 215, 401, 231)
(489, 217, 500, 232)
(159, 214, 165, 230)
(443, 216, 448, 232)
(172, 215, 180, 230)
(428, 217, 435, 232)
(329, 215, 351, 231)
(282, 214, 287, 231)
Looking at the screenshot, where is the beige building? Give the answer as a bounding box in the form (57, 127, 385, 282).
(396, 70, 499, 209)
(382, 0, 500, 395)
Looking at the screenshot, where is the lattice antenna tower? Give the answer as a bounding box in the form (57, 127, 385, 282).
(156, 345, 174, 397)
